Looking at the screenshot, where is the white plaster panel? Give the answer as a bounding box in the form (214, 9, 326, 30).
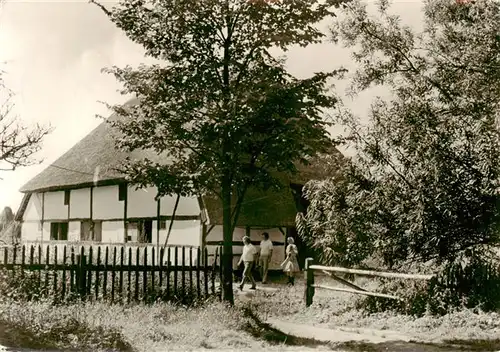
(158, 220, 201, 247)
(43, 191, 68, 220)
(127, 186, 158, 218)
(21, 221, 41, 242)
(249, 228, 286, 269)
(101, 221, 124, 243)
(151, 220, 161, 244)
(160, 195, 199, 216)
(92, 186, 124, 220)
(163, 245, 199, 266)
(42, 222, 51, 242)
(249, 228, 285, 243)
(206, 226, 286, 270)
(70, 188, 91, 219)
(23, 193, 43, 221)
(205, 225, 246, 243)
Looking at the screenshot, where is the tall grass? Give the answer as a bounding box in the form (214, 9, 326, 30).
(0, 297, 337, 351)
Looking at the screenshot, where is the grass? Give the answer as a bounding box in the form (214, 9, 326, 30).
(1, 271, 500, 351)
(0, 296, 339, 351)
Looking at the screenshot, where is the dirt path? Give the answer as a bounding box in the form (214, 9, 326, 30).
(265, 319, 499, 352)
(266, 317, 411, 344)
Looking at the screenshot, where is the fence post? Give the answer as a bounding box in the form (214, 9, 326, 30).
(218, 246, 223, 300)
(76, 254, 87, 300)
(304, 257, 314, 307)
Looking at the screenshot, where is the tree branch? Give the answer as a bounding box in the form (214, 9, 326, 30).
(358, 21, 456, 102)
(89, 0, 112, 17)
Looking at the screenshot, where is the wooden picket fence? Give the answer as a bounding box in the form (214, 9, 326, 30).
(0, 244, 222, 303)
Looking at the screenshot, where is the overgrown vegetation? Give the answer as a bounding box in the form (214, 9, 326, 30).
(0, 267, 218, 306)
(0, 275, 333, 351)
(2, 269, 500, 350)
(361, 251, 500, 316)
(298, 0, 500, 314)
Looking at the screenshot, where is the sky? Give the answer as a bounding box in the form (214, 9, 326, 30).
(0, 0, 423, 213)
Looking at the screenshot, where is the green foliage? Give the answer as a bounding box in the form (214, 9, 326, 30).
(0, 268, 79, 303)
(97, 0, 343, 202)
(296, 163, 377, 267)
(0, 266, 217, 308)
(426, 250, 500, 314)
(300, 0, 500, 270)
(360, 249, 500, 316)
(0, 269, 46, 302)
(0, 313, 132, 352)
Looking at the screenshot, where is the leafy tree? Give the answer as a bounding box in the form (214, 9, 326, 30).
(91, 0, 344, 304)
(299, 0, 500, 269)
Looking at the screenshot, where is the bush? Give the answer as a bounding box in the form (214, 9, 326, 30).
(0, 265, 219, 307)
(359, 251, 500, 316)
(426, 253, 500, 315)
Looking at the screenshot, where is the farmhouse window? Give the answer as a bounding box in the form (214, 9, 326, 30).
(81, 220, 102, 242)
(127, 220, 153, 243)
(118, 184, 127, 201)
(50, 222, 68, 241)
(159, 220, 167, 230)
(64, 190, 70, 205)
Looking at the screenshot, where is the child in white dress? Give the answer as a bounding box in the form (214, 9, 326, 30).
(280, 237, 300, 286)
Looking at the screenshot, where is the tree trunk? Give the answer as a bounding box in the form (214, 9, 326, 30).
(221, 177, 235, 304)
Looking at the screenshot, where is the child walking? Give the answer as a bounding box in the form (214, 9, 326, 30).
(281, 237, 300, 286)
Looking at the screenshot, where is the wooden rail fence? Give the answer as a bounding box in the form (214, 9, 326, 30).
(303, 258, 434, 306)
(0, 244, 223, 303)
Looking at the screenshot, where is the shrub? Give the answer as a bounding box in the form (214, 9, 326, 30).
(0, 264, 220, 307)
(426, 253, 500, 315)
(0, 268, 81, 303)
(359, 251, 500, 316)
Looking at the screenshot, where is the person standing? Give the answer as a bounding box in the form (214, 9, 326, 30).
(238, 236, 257, 290)
(259, 232, 273, 284)
(281, 237, 300, 286)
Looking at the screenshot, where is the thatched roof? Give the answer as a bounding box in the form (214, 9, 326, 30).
(20, 99, 345, 227)
(20, 99, 168, 193)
